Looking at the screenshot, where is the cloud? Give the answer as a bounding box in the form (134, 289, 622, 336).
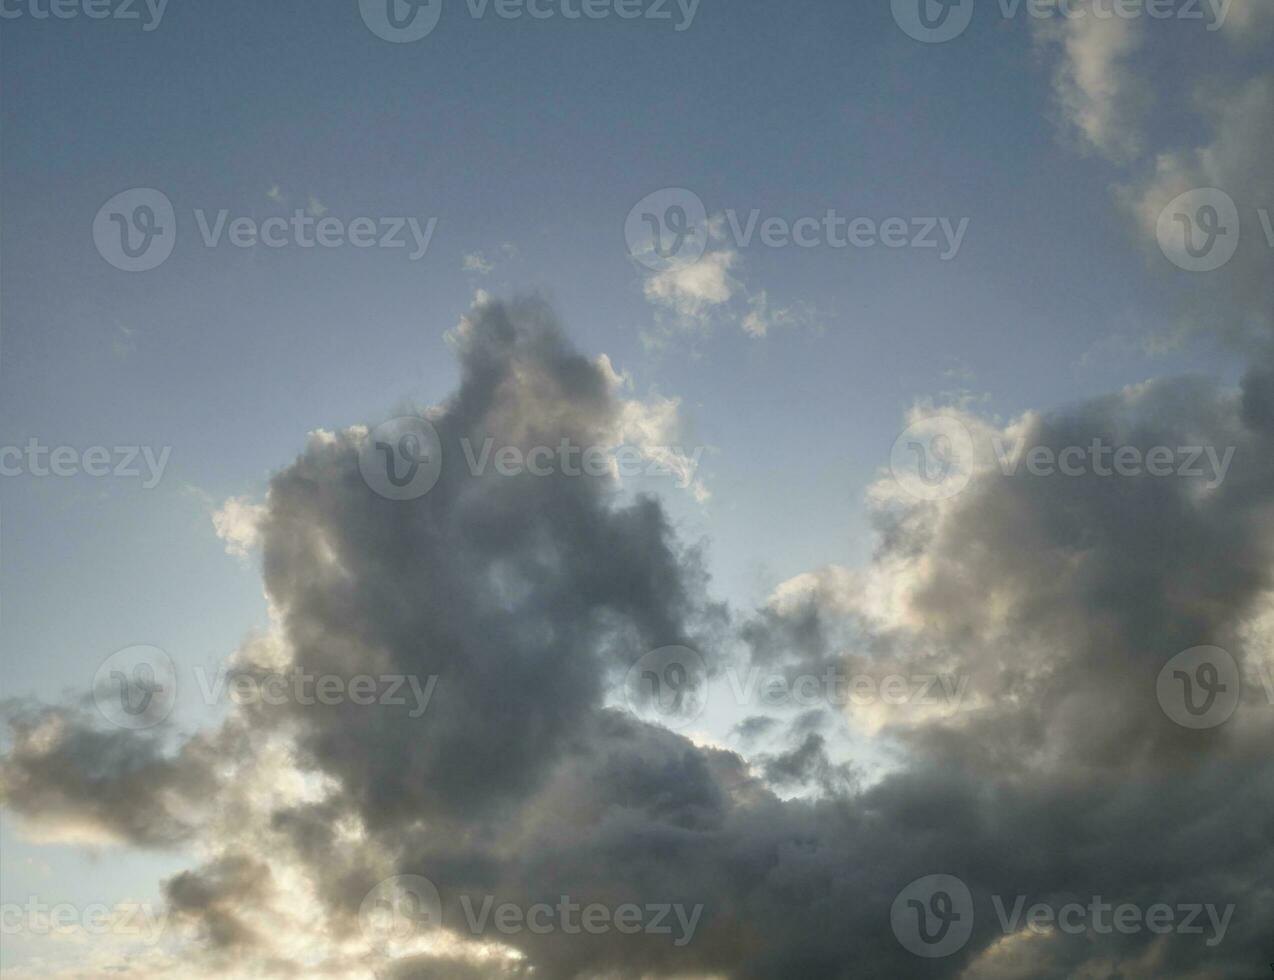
(643, 248, 740, 326)
(463, 251, 496, 275)
(212, 496, 266, 558)
(0, 702, 219, 848)
(5, 299, 1274, 978)
(1121, 76, 1274, 344)
(1034, 1, 1148, 160)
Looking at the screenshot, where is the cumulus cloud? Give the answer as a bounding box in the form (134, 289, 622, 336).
(6, 297, 1274, 978)
(212, 495, 266, 558)
(643, 248, 740, 326)
(1034, 0, 1149, 160)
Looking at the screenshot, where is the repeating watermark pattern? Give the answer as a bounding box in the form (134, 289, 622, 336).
(359, 417, 444, 501)
(993, 438, 1234, 488)
(1156, 188, 1243, 273)
(890, 414, 1237, 502)
(92, 646, 442, 729)
(94, 188, 438, 272)
(0, 440, 171, 488)
(624, 646, 711, 730)
(93, 645, 178, 730)
(890, 416, 977, 502)
(625, 188, 970, 271)
(359, 0, 701, 43)
(622, 647, 970, 729)
(359, 875, 702, 950)
(892, 874, 1236, 958)
(358, 423, 704, 500)
(724, 666, 969, 711)
(193, 667, 438, 718)
(1155, 645, 1274, 730)
(891, 875, 975, 958)
(625, 189, 710, 272)
(360, 876, 443, 950)
(457, 895, 702, 946)
(0, 899, 167, 946)
(0, 0, 169, 30)
(892, 0, 1232, 44)
(93, 189, 177, 272)
(460, 437, 704, 488)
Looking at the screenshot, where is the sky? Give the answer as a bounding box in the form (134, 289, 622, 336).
(0, 0, 1272, 977)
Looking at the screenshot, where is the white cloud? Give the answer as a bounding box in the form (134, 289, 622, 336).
(212, 497, 266, 559)
(463, 251, 496, 275)
(643, 248, 739, 326)
(1034, 3, 1146, 160)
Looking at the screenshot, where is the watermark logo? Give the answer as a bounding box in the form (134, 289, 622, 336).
(359, 876, 704, 947)
(626, 189, 970, 268)
(359, 417, 443, 500)
(1157, 646, 1242, 730)
(891, 874, 974, 957)
(893, 0, 1231, 43)
(1157, 188, 1241, 273)
(359, 875, 443, 951)
(625, 188, 710, 272)
(989, 895, 1233, 948)
(92, 645, 178, 730)
(93, 188, 176, 272)
(890, 423, 1238, 503)
(892, 877, 1235, 957)
(459, 437, 703, 489)
(724, 666, 969, 711)
(993, 438, 1234, 489)
(0, 899, 167, 946)
(0, 0, 169, 30)
(0, 440, 171, 488)
(892, 0, 974, 43)
(624, 646, 709, 730)
(193, 667, 438, 717)
(359, 0, 443, 41)
(458, 894, 703, 945)
(360, 0, 700, 41)
(94, 190, 438, 272)
(890, 415, 976, 501)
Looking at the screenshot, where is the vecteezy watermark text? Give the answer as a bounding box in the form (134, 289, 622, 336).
(193, 666, 438, 718)
(358, 876, 703, 950)
(891, 874, 1235, 958)
(621, 646, 971, 730)
(992, 438, 1234, 488)
(0, 0, 168, 30)
(723, 666, 969, 711)
(460, 437, 704, 488)
(94, 188, 438, 272)
(0, 899, 167, 946)
(889, 414, 1237, 502)
(0, 440, 170, 488)
(625, 189, 969, 271)
(359, 0, 701, 43)
(892, 0, 1232, 44)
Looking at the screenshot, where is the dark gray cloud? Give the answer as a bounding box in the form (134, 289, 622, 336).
(4, 298, 1274, 979)
(0, 700, 222, 848)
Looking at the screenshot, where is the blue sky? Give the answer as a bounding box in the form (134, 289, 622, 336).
(1, 1, 1270, 976)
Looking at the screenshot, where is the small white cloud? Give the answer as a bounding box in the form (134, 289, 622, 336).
(306, 196, 328, 217)
(643, 249, 739, 326)
(266, 184, 286, 204)
(213, 496, 266, 559)
(741, 290, 819, 339)
(463, 251, 496, 275)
